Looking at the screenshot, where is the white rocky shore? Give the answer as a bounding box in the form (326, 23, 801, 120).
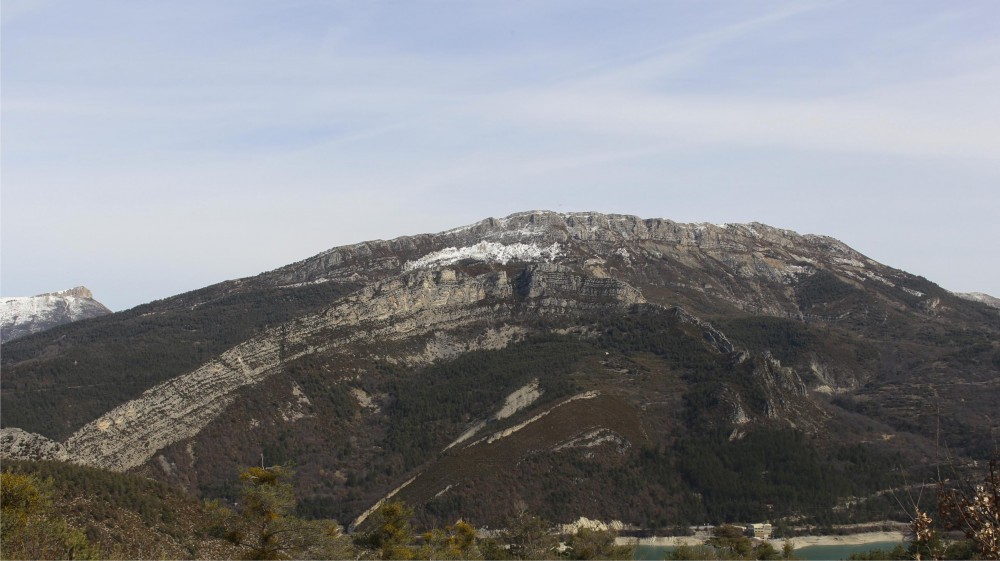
(619, 530, 905, 549)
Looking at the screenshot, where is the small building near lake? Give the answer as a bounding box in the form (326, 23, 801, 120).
(745, 523, 773, 539)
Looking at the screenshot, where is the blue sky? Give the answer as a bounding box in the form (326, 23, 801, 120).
(2, 0, 999, 311)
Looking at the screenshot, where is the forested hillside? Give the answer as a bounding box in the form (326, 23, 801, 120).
(2, 211, 997, 541)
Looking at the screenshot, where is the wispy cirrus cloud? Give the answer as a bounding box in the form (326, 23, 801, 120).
(466, 84, 1000, 161)
(3, 1, 999, 309)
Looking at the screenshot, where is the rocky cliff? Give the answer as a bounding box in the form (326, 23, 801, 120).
(62, 266, 643, 472)
(2, 211, 997, 529)
(0, 286, 112, 343)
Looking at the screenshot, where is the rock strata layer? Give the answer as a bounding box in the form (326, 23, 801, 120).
(59, 267, 643, 471)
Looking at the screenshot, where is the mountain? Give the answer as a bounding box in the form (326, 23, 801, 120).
(955, 291, 1000, 309)
(2, 211, 998, 530)
(0, 286, 112, 344)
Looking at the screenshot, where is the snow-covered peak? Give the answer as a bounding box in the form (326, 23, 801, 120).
(2, 294, 84, 322)
(1, 286, 111, 343)
(403, 241, 562, 271)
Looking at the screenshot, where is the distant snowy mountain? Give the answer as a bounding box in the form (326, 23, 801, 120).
(0, 286, 112, 343)
(955, 291, 1000, 309)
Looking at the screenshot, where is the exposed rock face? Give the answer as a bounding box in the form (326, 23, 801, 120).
(265, 211, 864, 291)
(560, 517, 628, 534)
(0, 286, 111, 343)
(0, 428, 69, 461)
(61, 267, 644, 472)
(260, 211, 934, 324)
(2, 210, 996, 530)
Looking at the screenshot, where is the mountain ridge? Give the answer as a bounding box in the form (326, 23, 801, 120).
(2, 210, 997, 529)
(955, 291, 1000, 309)
(263, 211, 863, 289)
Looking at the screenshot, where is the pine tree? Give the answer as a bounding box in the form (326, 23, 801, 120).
(219, 465, 352, 560)
(356, 500, 417, 560)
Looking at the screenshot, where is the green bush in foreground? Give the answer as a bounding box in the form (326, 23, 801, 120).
(0, 471, 101, 560)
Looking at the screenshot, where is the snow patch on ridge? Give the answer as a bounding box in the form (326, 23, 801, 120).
(833, 257, 865, 268)
(276, 278, 335, 289)
(403, 242, 562, 271)
(954, 292, 1000, 309)
(440, 215, 548, 239)
(2, 294, 88, 325)
(863, 270, 895, 287)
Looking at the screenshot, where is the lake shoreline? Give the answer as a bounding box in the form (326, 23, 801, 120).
(620, 531, 906, 550)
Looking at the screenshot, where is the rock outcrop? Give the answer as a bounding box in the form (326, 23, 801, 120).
(2, 210, 995, 531)
(59, 267, 644, 471)
(0, 428, 70, 462)
(265, 211, 865, 289)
